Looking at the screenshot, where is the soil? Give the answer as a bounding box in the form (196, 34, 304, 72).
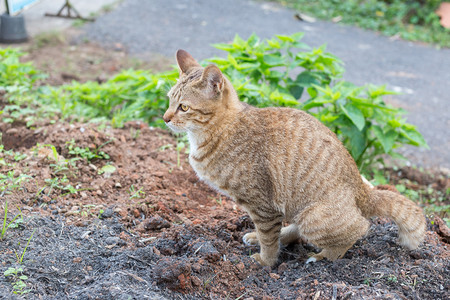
(0, 116, 449, 299)
(1, 31, 449, 299)
(19, 29, 172, 86)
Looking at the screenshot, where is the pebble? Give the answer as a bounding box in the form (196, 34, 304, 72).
(101, 207, 114, 218)
(105, 237, 120, 245)
(145, 215, 171, 230)
(96, 190, 102, 196)
(269, 273, 280, 280)
(192, 241, 221, 262)
(154, 257, 192, 290)
(236, 262, 245, 272)
(80, 192, 88, 199)
(81, 231, 91, 239)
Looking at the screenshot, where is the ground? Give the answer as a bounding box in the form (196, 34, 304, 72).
(0, 32, 449, 299)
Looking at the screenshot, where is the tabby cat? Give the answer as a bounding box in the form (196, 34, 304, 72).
(163, 49, 426, 266)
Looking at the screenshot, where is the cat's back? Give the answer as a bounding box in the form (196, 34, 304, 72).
(239, 106, 363, 209)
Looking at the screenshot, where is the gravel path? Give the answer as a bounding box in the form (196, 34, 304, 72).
(83, 0, 450, 170)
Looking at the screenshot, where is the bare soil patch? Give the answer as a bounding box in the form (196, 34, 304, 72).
(0, 117, 449, 299)
(17, 29, 171, 86)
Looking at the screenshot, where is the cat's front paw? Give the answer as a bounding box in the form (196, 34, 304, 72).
(250, 253, 265, 265)
(251, 253, 276, 266)
(243, 232, 259, 246)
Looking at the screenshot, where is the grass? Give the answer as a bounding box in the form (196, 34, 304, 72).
(1, 201, 23, 240)
(271, 0, 450, 48)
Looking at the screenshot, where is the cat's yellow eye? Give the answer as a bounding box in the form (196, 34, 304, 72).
(179, 104, 189, 112)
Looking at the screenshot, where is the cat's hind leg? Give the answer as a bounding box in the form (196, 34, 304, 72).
(305, 244, 353, 264)
(243, 223, 300, 246)
(280, 224, 301, 245)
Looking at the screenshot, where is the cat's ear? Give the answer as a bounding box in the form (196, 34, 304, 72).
(200, 64, 225, 97)
(176, 49, 200, 75)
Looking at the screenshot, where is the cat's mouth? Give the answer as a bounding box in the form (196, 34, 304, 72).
(166, 122, 186, 133)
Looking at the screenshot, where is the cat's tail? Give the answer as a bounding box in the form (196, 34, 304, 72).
(362, 188, 426, 250)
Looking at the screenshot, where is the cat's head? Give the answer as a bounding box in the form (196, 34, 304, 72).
(164, 50, 235, 133)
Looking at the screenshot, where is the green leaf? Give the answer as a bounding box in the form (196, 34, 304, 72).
(288, 84, 303, 99)
(232, 35, 246, 49)
(372, 126, 398, 153)
(276, 35, 295, 42)
(98, 165, 116, 175)
(267, 39, 281, 49)
(290, 32, 305, 41)
(263, 54, 284, 66)
(400, 127, 428, 148)
(295, 71, 317, 87)
(340, 103, 365, 131)
(341, 124, 366, 160)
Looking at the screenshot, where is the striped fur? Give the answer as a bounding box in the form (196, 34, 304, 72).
(163, 50, 426, 266)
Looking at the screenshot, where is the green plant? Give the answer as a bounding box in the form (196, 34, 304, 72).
(66, 139, 111, 161)
(39, 68, 178, 127)
(0, 48, 40, 91)
(4, 266, 30, 295)
(1, 201, 24, 240)
(210, 33, 427, 174)
(0, 171, 31, 194)
(273, 0, 450, 48)
(129, 185, 145, 199)
(14, 229, 35, 264)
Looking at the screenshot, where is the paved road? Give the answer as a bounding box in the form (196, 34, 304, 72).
(19, 0, 450, 169)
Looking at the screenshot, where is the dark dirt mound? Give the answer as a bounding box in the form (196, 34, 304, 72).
(1, 119, 449, 299)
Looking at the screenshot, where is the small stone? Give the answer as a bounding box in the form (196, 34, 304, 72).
(191, 276, 201, 286)
(115, 182, 122, 188)
(236, 262, 245, 272)
(86, 265, 93, 271)
(269, 273, 280, 280)
(105, 237, 120, 245)
(278, 262, 288, 273)
(154, 257, 192, 290)
(73, 257, 82, 263)
(96, 190, 103, 196)
(192, 241, 221, 262)
(133, 209, 141, 218)
(145, 215, 171, 230)
(80, 192, 88, 199)
(89, 164, 97, 171)
(101, 207, 114, 218)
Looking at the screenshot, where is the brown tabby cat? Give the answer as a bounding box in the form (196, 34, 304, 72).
(163, 49, 426, 266)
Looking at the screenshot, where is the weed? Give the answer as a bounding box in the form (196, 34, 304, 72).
(1, 201, 24, 240)
(4, 266, 31, 295)
(98, 164, 116, 175)
(129, 185, 146, 199)
(14, 229, 35, 264)
(0, 171, 31, 194)
(387, 275, 398, 284)
(66, 139, 111, 161)
(274, 0, 450, 48)
(32, 31, 65, 50)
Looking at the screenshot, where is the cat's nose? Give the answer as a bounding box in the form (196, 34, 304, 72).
(163, 112, 172, 123)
